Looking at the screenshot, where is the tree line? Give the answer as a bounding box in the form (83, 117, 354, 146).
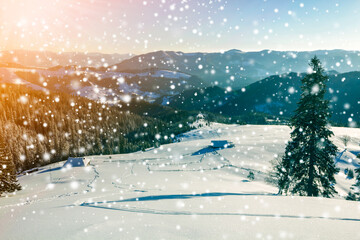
(0, 84, 192, 175)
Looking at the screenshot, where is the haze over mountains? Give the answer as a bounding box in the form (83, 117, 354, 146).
(2, 49, 360, 89)
(1, 48, 359, 125)
(0, 50, 133, 68)
(114, 49, 360, 88)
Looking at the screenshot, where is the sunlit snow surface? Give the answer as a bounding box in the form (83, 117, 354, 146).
(1, 124, 360, 240)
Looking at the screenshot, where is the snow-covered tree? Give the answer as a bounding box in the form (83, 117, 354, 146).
(276, 57, 338, 197)
(340, 135, 351, 149)
(0, 136, 21, 194)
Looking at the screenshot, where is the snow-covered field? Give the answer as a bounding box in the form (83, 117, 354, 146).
(1, 123, 360, 240)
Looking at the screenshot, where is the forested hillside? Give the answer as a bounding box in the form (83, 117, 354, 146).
(215, 72, 359, 126)
(0, 84, 192, 172)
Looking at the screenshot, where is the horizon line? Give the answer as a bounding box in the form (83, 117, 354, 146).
(1, 48, 360, 56)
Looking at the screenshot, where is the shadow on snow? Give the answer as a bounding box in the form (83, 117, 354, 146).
(192, 145, 234, 156)
(79, 192, 360, 222)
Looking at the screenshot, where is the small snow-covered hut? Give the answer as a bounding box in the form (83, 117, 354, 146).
(210, 140, 233, 148)
(63, 157, 90, 168)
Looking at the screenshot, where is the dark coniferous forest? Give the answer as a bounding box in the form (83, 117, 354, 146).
(0, 84, 193, 172)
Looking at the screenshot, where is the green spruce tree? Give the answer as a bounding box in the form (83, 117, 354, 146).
(347, 168, 360, 201)
(276, 57, 338, 197)
(0, 136, 21, 194)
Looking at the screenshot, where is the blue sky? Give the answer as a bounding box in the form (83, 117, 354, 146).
(1, 0, 359, 53)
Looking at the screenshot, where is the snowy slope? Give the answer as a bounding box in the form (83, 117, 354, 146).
(0, 68, 47, 91)
(101, 70, 191, 79)
(1, 124, 360, 240)
(4, 67, 199, 103)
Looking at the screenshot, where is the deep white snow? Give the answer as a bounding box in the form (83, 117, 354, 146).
(1, 123, 360, 240)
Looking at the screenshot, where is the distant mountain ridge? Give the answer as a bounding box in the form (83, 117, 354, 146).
(1, 49, 360, 126)
(218, 71, 360, 125)
(3, 49, 360, 89)
(0, 66, 207, 104)
(113, 49, 360, 89)
(0, 50, 134, 68)
(161, 70, 360, 125)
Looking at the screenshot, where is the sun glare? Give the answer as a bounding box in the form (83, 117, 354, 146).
(0, 0, 101, 52)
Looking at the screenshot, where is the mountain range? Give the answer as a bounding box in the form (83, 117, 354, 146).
(1, 49, 359, 125)
(165, 71, 359, 125)
(2, 49, 360, 89)
(0, 50, 133, 68)
(113, 49, 360, 88)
